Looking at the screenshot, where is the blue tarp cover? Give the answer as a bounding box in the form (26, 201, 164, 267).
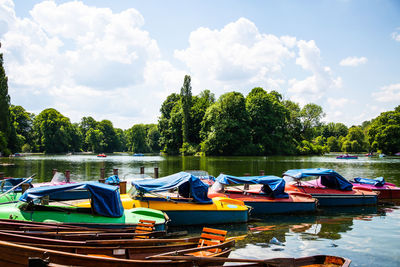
(283, 168, 353, 191)
(1, 178, 33, 192)
(19, 182, 123, 217)
(105, 175, 120, 185)
(131, 172, 212, 203)
(353, 177, 385, 187)
(216, 174, 289, 198)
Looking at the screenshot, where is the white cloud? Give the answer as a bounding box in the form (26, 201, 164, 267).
(0, 2, 344, 128)
(288, 40, 342, 105)
(372, 83, 400, 102)
(327, 97, 350, 108)
(339, 56, 368, 66)
(0, 0, 184, 128)
(174, 17, 295, 95)
(392, 28, 400, 42)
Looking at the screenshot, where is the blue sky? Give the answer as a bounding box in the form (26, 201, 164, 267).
(1, 0, 399, 129)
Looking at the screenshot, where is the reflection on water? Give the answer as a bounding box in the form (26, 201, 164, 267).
(1, 154, 400, 266)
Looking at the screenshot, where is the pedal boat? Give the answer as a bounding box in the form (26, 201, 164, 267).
(0, 182, 167, 230)
(350, 177, 400, 200)
(0, 177, 33, 204)
(207, 174, 317, 215)
(283, 168, 378, 207)
(117, 172, 250, 226)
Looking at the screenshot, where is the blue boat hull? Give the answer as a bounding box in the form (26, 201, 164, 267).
(244, 201, 316, 215)
(311, 194, 378, 207)
(164, 210, 248, 226)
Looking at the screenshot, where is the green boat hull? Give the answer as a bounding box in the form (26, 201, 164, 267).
(0, 203, 166, 230)
(0, 192, 21, 204)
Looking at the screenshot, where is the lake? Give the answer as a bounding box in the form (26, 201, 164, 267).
(1, 154, 400, 266)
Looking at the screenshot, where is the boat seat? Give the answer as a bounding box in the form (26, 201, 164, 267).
(134, 219, 156, 239)
(188, 227, 227, 256)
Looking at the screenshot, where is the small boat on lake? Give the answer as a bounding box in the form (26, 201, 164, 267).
(133, 153, 144, 156)
(0, 182, 167, 230)
(350, 177, 400, 200)
(336, 154, 358, 159)
(97, 153, 107, 157)
(116, 172, 250, 226)
(283, 168, 378, 207)
(207, 174, 317, 214)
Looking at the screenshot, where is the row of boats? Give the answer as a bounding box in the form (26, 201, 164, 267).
(0, 168, 398, 228)
(0, 168, 397, 266)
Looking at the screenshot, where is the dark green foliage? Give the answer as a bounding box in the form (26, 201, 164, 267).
(180, 75, 192, 143)
(245, 87, 289, 155)
(367, 107, 400, 154)
(0, 54, 11, 154)
(33, 108, 77, 153)
(200, 92, 251, 155)
(9, 105, 35, 151)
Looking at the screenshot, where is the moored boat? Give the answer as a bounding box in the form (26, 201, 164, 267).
(350, 177, 400, 200)
(336, 154, 358, 159)
(0, 182, 167, 230)
(207, 174, 317, 214)
(0, 177, 33, 204)
(111, 172, 249, 226)
(283, 168, 378, 207)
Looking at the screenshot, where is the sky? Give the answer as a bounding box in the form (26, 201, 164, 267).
(0, 0, 399, 129)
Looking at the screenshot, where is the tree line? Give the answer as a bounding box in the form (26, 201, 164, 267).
(1, 53, 399, 156)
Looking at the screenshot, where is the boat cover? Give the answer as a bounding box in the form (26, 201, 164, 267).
(283, 168, 353, 191)
(353, 177, 385, 187)
(105, 175, 120, 185)
(131, 172, 212, 203)
(19, 182, 124, 217)
(1, 178, 33, 192)
(216, 174, 288, 198)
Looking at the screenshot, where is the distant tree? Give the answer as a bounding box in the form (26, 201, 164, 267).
(180, 75, 193, 143)
(200, 92, 251, 155)
(245, 87, 289, 154)
(158, 93, 182, 154)
(146, 125, 161, 152)
(10, 105, 34, 150)
(190, 90, 215, 144)
(85, 128, 105, 153)
(125, 124, 149, 153)
(367, 107, 400, 154)
(33, 108, 76, 153)
(327, 136, 340, 152)
(344, 126, 368, 152)
(97, 120, 118, 153)
(300, 103, 325, 140)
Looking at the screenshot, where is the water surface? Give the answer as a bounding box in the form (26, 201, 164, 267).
(1, 154, 399, 266)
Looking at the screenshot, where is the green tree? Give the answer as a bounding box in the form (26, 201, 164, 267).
(33, 108, 77, 153)
(0, 53, 11, 154)
(146, 125, 161, 152)
(200, 92, 251, 155)
(300, 103, 325, 140)
(344, 126, 367, 152)
(85, 128, 105, 153)
(97, 120, 118, 153)
(246, 87, 289, 154)
(158, 93, 182, 154)
(10, 105, 34, 150)
(190, 90, 215, 145)
(367, 107, 400, 154)
(125, 124, 149, 153)
(79, 116, 97, 151)
(327, 136, 340, 152)
(180, 75, 193, 143)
